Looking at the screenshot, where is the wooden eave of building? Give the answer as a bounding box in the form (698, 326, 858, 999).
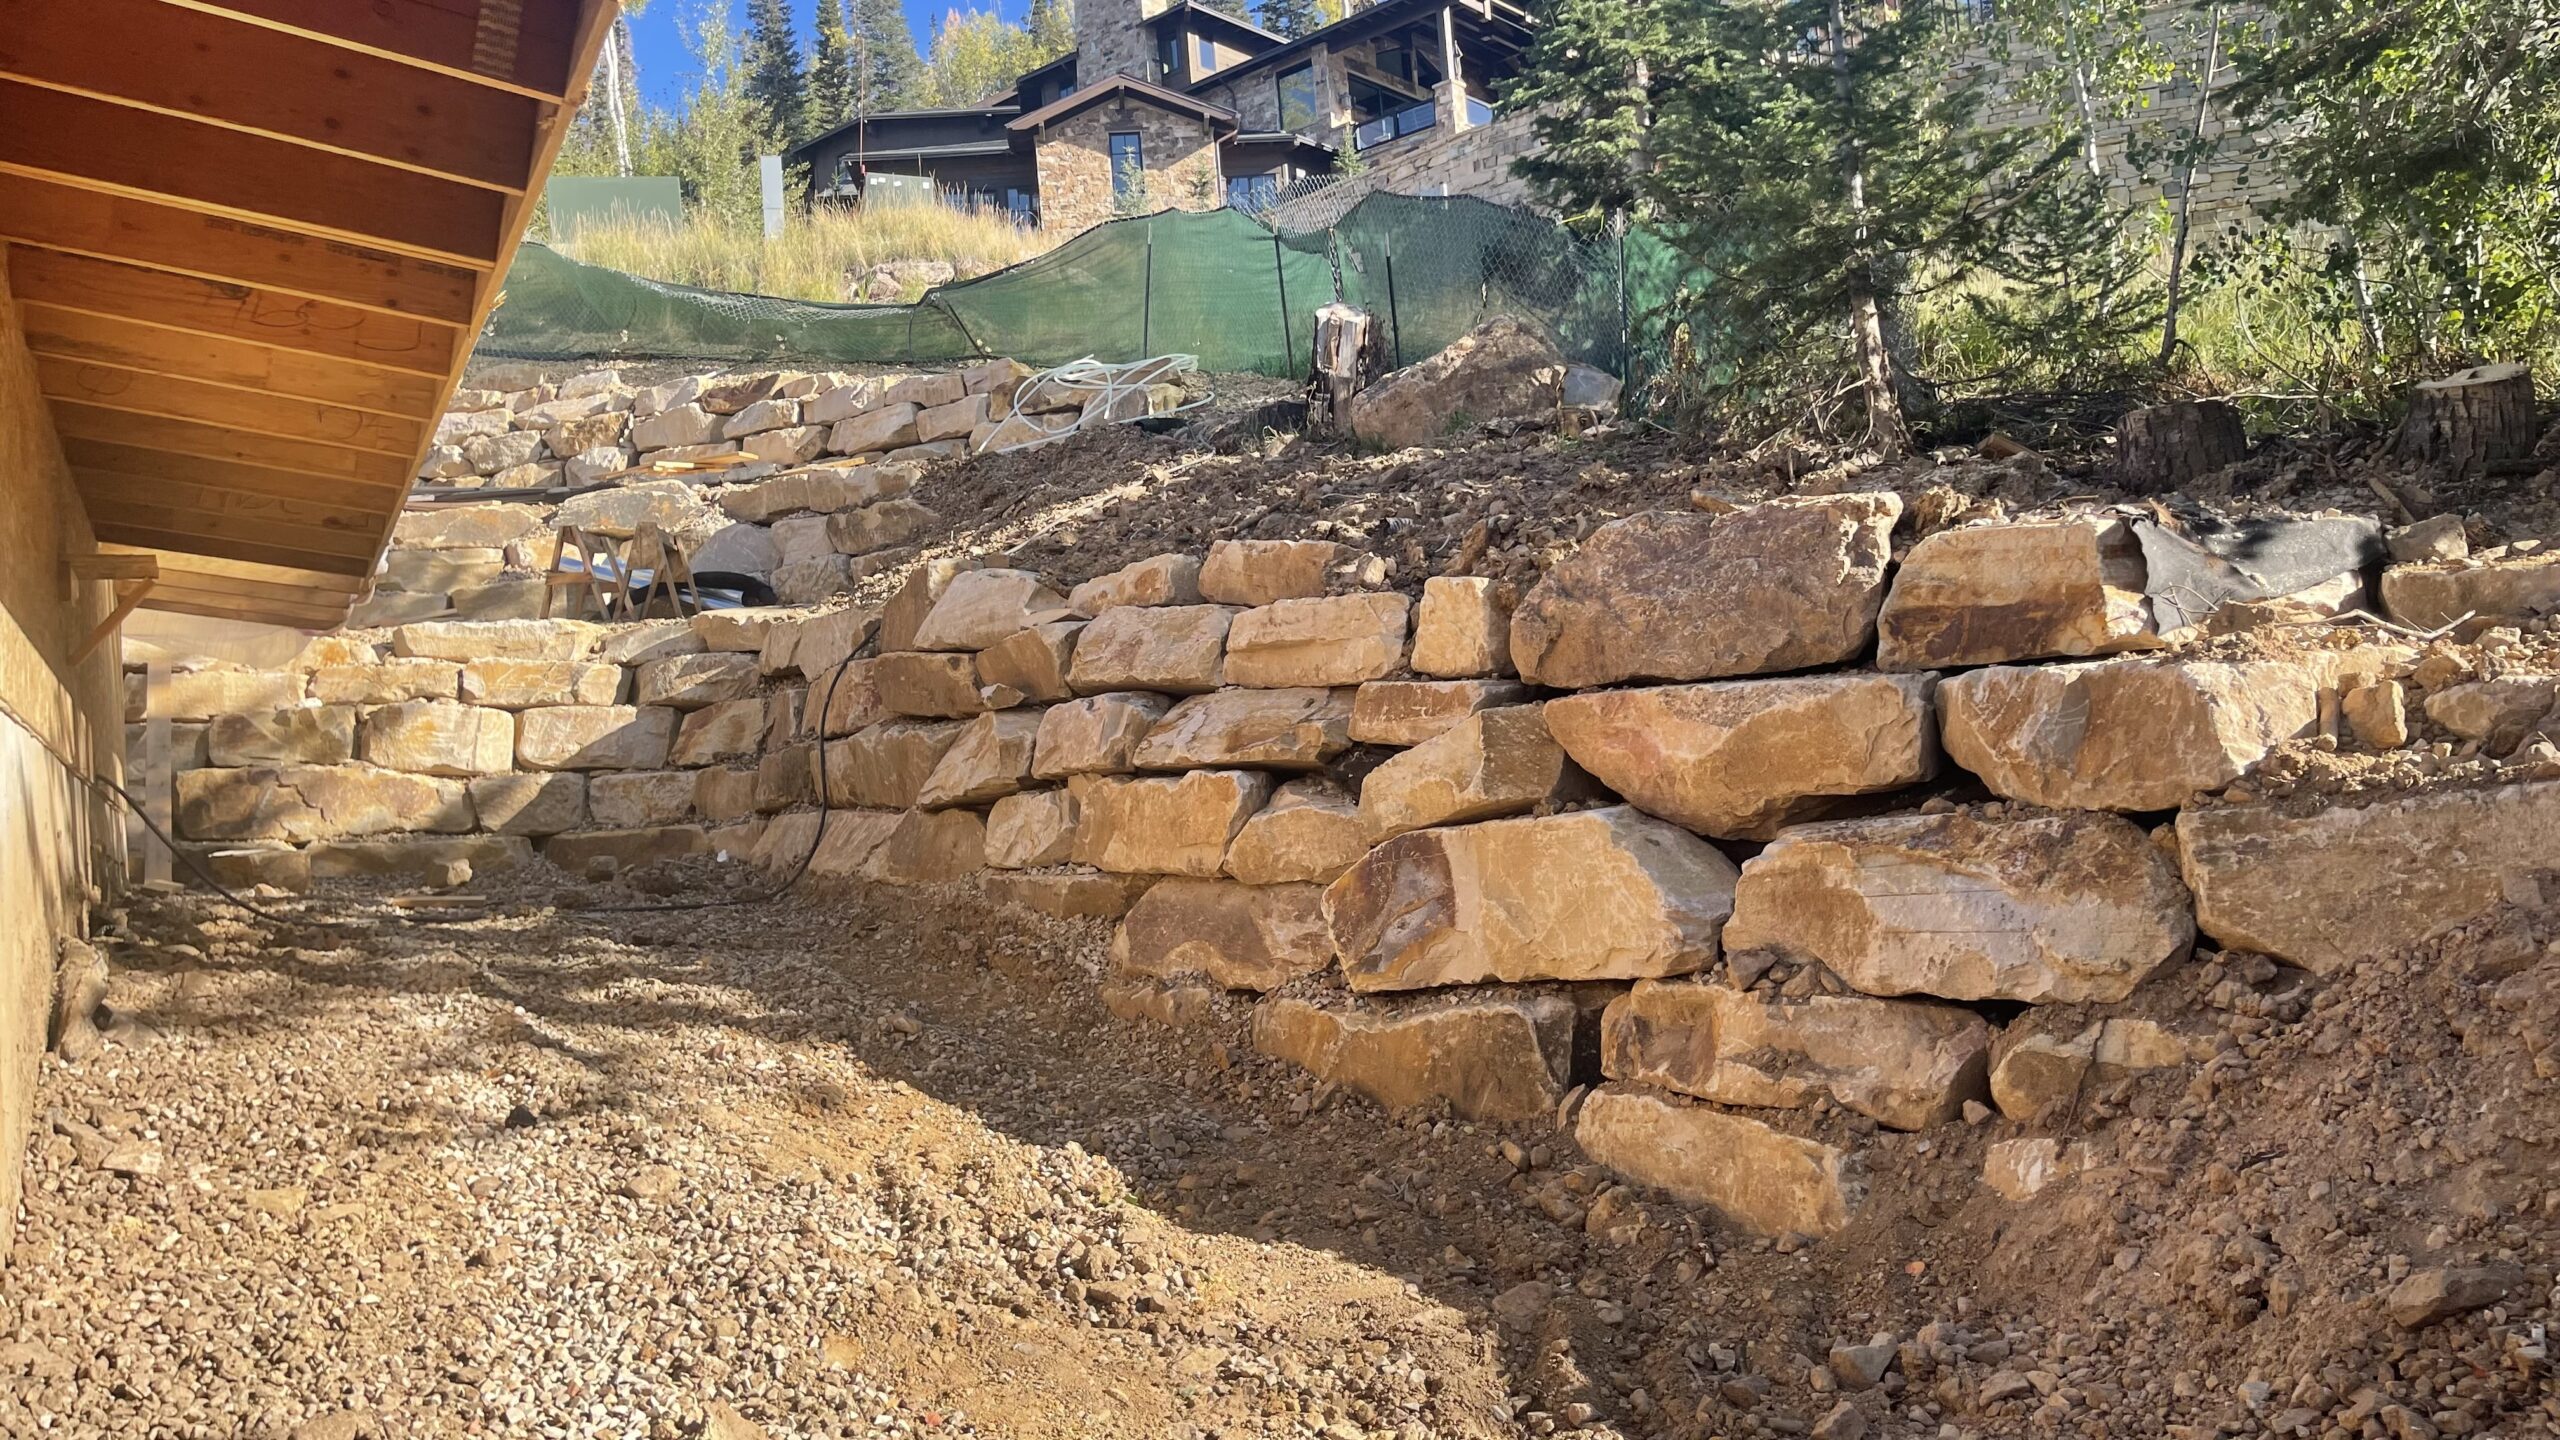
(0, 0, 620, 629)
(1005, 75, 1244, 145)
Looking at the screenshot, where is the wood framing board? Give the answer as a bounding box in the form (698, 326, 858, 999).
(50, 403, 417, 488)
(0, 80, 509, 266)
(0, 174, 481, 323)
(78, 486, 387, 563)
(0, 0, 543, 189)
(92, 519, 375, 578)
(63, 438, 409, 507)
(175, 0, 588, 99)
(103, 545, 370, 596)
(36, 358, 426, 456)
(7, 248, 461, 376)
(19, 305, 449, 415)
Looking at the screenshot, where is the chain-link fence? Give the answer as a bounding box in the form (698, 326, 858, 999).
(481, 193, 1678, 406)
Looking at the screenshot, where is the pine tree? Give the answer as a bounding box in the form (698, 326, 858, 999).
(1028, 0, 1077, 57)
(1256, 0, 1328, 38)
(810, 0, 858, 131)
(741, 0, 809, 142)
(851, 0, 927, 113)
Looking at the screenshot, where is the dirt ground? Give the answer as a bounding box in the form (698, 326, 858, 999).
(7, 864, 2556, 1440)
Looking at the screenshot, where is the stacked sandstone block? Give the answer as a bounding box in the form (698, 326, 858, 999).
(754, 500, 2560, 1241)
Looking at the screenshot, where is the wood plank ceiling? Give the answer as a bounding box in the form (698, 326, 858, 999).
(0, 0, 617, 627)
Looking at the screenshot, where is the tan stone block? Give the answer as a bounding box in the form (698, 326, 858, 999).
(976, 621, 1084, 705)
(284, 636, 378, 672)
(1253, 992, 1576, 1122)
(912, 569, 1072, 651)
(692, 766, 761, 824)
(308, 835, 535, 880)
(721, 396, 802, 438)
(1067, 554, 1203, 616)
(1132, 687, 1354, 771)
(871, 650, 987, 718)
(1225, 778, 1366, 886)
(315, 662, 459, 708)
(1600, 980, 1992, 1131)
(1222, 593, 1411, 688)
(468, 773, 588, 836)
(393, 619, 604, 662)
(549, 409, 630, 454)
(542, 826, 710, 872)
(449, 578, 547, 622)
(917, 710, 1045, 808)
(459, 660, 623, 709)
(1546, 674, 1940, 839)
(2382, 551, 2560, 630)
(634, 652, 761, 710)
(755, 744, 816, 812)
(177, 765, 472, 842)
(589, 770, 700, 828)
(1575, 1084, 1863, 1238)
(802, 379, 885, 425)
(789, 608, 883, 678)
(1327, 806, 1736, 991)
(597, 620, 705, 665)
(1411, 576, 1517, 678)
(719, 463, 915, 523)
(691, 608, 792, 653)
(964, 358, 1034, 400)
(359, 702, 516, 776)
(829, 402, 923, 456)
(985, 789, 1080, 869)
(1876, 518, 2159, 671)
(985, 868, 1158, 919)
(1072, 770, 1274, 876)
(1066, 604, 1235, 694)
(156, 669, 304, 722)
(828, 498, 940, 556)
(1724, 809, 2194, 1003)
(822, 719, 966, 809)
(202, 846, 309, 892)
(514, 705, 677, 771)
(866, 808, 985, 885)
(1939, 655, 2323, 812)
(1198, 539, 1359, 606)
(1988, 1017, 2208, 1121)
(1510, 497, 1901, 688)
(1358, 705, 1582, 842)
(798, 810, 899, 878)
(804, 659, 890, 740)
(2177, 780, 2560, 974)
(382, 546, 505, 595)
(1347, 679, 1533, 747)
(2344, 679, 2411, 749)
(877, 556, 987, 652)
(392, 503, 548, 551)
(2425, 677, 2560, 755)
(1033, 692, 1172, 778)
(631, 403, 722, 450)
(669, 698, 767, 766)
(1110, 878, 1331, 991)
(207, 706, 355, 766)
(771, 556, 854, 606)
(918, 393, 990, 443)
(886, 372, 967, 408)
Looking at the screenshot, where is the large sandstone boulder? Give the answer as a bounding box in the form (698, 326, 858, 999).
(870, 651, 988, 718)
(1938, 655, 2323, 811)
(358, 701, 516, 776)
(1132, 688, 1354, 771)
(822, 718, 965, 809)
(632, 653, 761, 710)
(984, 789, 1079, 869)
(310, 659, 458, 705)
(1198, 540, 1359, 607)
(459, 660, 623, 709)
(155, 670, 304, 721)
(1225, 778, 1367, 886)
(866, 808, 987, 885)
(392, 503, 547, 551)
(976, 622, 1085, 705)
(1350, 317, 1569, 451)
(1110, 878, 1331, 991)
(1253, 993, 1577, 1122)
(556, 479, 713, 540)
(1601, 981, 1991, 1131)
(393, 619, 603, 663)
(2177, 780, 2560, 973)
(878, 556, 985, 652)
(207, 707, 354, 767)
(1509, 496, 1901, 689)
(599, 619, 705, 666)
(911, 569, 1072, 652)
(1033, 693, 1173, 778)
(1348, 679, 1533, 747)
(1723, 809, 2194, 1003)
(2381, 550, 2560, 630)
(1068, 554, 1202, 615)
(514, 705, 677, 771)
(1544, 674, 1939, 840)
(177, 765, 471, 842)
(2424, 678, 2560, 756)
(1222, 594, 1411, 689)
(1411, 576, 1515, 679)
(1358, 705, 1583, 841)
(1066, 605, 1237, 694)
(985, 868, 1159, 920)
(1876, 518, 2159, 670)
(1327, 806, 1738, 991)
(1574, 1085, 1863, 1239)
(917, 710, 1045, 808)
(669, 699, 767, 767)
(466, 773, 589, 836)
(1072, 770, 1274, 876)
(589, 770, 701, 829)
(1989, 1017, 2209, 1121)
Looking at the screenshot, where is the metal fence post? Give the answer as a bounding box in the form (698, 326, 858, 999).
(1273, 232, 1295, 377)
(1384, 232, 1404, 371)
(1141, 224, 1155, 359)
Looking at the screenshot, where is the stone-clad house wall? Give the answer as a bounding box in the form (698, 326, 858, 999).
(1035, 105, 1226, 237)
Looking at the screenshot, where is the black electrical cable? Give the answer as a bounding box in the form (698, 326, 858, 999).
(91, 652, 857, 928)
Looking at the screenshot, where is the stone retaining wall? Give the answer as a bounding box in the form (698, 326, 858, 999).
(153, 496, 2560, 1241)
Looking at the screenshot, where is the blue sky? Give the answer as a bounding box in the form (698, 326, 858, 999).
(626, 1, 1044, 106)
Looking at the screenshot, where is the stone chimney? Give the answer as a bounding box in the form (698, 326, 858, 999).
(1078, 0, 1177, 84)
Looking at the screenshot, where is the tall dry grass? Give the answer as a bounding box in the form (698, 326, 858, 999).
(560, 204, 1058, 302)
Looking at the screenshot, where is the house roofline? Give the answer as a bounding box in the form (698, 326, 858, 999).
(1186, 0, 1534, 93)
(786, 105, 1030, 162)
(1006, 74, 1243, 137)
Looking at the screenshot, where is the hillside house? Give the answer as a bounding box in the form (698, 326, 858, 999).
(786, 0, 1533, 231)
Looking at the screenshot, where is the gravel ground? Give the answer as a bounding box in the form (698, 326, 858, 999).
(6, 866, 2556, 1440)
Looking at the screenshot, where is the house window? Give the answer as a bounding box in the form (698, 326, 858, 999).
(1006, 187, 1035, 220)
(1109, 132, 1146, 205)
(1276, 63, 1319, 132)
(1156, 30, 1182, 82)
(1197, 37, 1219, 75)
(1226, 173, 1278, 213)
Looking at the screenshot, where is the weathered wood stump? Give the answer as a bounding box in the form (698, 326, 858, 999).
(2118, 400, 2249, 489)
(2394, 362, 2536, 476)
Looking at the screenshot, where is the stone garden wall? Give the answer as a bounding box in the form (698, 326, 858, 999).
(147, 484, 2560, 1242)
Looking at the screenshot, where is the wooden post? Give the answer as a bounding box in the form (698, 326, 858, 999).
(1439, 5, 1471, 132)
(2118, 400, 2249, 490)
(142, 663, 170, 889)
(2393, 362, 2537, 477)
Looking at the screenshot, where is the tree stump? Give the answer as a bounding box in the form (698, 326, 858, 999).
(2118, 400, 2249, 490)
(2393, 362, 2536, 476)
